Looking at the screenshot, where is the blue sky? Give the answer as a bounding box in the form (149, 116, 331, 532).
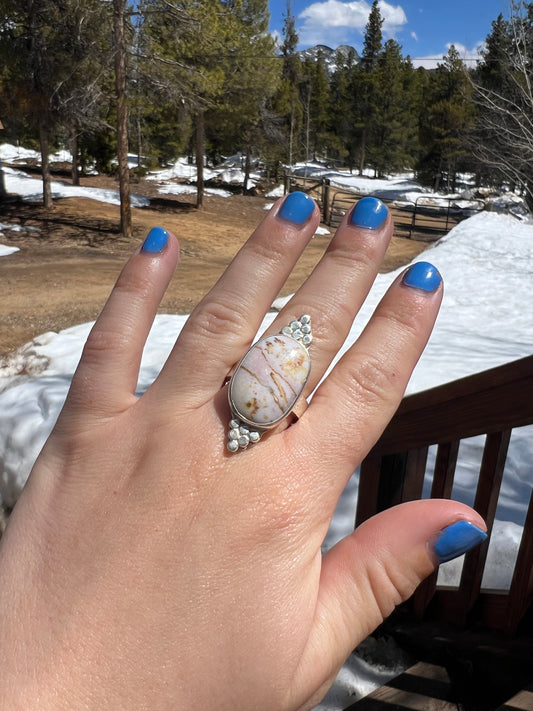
(268, 0, 510, 68)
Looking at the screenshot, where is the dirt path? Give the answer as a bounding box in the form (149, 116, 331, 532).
(0, 175, 429, 358)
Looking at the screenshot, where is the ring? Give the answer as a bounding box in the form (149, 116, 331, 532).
(226, 315, 312, 452)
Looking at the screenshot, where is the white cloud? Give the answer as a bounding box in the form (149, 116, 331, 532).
(297, 0, 407, 47)
(411, 30, 418, 41)
(412, 41, 484, 70)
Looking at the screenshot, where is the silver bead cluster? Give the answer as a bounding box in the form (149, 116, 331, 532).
(227, 418, 262, 452)
(281, 314, 312, 348)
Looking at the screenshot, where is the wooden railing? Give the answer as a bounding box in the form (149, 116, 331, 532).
(357, 355, 533, 634)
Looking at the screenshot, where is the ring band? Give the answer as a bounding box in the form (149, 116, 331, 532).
(227, 315, 312, 452)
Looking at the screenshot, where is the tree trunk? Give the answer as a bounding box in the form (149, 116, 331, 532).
(71, 131, 80, 186)
(359, 130, 366, 176)
(289, 111, 294, 171)
(137, 113, 142, 175)
(243, 146, 251, 195)
(113, 0, 131, 238)
(39, 119, 52, 209)
(0, 157, 6, 200)
(195, 108, 205, 210)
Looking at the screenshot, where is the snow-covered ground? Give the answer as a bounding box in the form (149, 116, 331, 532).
(1, 144, 533, 707)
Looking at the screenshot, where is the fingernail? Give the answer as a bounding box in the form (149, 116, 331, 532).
(434, 521, 487, 564)
(278, 191, 315, 224)
(142, 227, 169, 253)
(350, 196, 387, 229)
(402, 261, 442, 292)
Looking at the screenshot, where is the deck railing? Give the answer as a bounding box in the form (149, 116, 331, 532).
(357, 354, 533, 633)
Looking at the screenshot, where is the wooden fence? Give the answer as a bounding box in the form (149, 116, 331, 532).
(285, 174, 485, 242)
(357, 355, 533, 634)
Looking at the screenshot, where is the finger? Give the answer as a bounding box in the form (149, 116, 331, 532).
(291, 262, 443, 495)
(269, 197, 392, 396)
(151, 192, 320, 404)
(62, 228, 179, 422)
(290, 500, 487, 705)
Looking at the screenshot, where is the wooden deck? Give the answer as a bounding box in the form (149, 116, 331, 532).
(343, 662, 533, 711)
(497, 680, 533, 710)
(346, 355, 533, 709)
(344, 662, 461, 710)
(358, 354, 533, 634)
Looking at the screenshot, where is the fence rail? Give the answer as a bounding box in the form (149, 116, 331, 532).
(357, 355, 533, 633)
(285, 174, 485, 242)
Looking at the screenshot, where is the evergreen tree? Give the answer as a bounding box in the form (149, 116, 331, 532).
(361, 0, 383, 72)
(354, 0, 384, 173)
(477, 13, 512, 91)
(0, 0, 113, 207)
(368, 40, 418, 175)
(328, 48, 358, 169)
(300, 51, 330, 163)
(273, 1, 304, 168)
(206, 0, 280, 192)
(138, 0, 228, 207)
(417, 45, 475, 191)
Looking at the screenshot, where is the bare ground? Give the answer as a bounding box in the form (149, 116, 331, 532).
(0, 173, 429, 358)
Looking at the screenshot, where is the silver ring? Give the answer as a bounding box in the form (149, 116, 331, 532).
(226, 315, 312, 452)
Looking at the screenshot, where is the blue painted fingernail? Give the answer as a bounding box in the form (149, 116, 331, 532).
(403, 261, 442, 292)
(278, 191, 315, 224)
(434, 521, 487, 564)
(350, 196, 387, 229)
(142, 227, 169, 253)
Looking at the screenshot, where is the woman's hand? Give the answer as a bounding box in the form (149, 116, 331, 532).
(0, 194, 486, 711)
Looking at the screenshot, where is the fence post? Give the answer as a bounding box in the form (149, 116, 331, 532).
(322, 178, 330, 224)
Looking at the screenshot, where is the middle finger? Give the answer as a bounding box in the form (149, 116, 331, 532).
(267, 196, 392, 397)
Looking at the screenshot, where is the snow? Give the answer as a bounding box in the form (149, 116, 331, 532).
(0, 243, 19, 256)
(1, 165, 151, 208)
(2, 144, 533, 706)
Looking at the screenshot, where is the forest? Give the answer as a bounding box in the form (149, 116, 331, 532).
(1, 0, 533, 228)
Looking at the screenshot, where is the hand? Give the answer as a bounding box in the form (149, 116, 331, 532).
(0, 193, 486, 711)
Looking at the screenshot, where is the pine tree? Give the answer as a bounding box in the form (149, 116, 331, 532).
(0, 0, 114, 208)
(138, 0, 228, 207)
(273, 1, 304, 168)
(206, 0, 280, 192)
(361, 0, 383, 72)
(299, 51, 330, 163)
(328, 49, 359, 169)
(418, 45, 475, 191)
(354, 0, 384, 173)
(369, 40, 418, 175)
(477, 13, 512, 91)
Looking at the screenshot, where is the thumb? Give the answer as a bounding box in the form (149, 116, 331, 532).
(294, 500, 486, 706)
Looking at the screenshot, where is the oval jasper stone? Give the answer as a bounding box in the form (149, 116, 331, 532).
(229, 334, 310, 428)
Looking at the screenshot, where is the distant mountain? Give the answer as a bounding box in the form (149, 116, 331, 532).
(297, 44, 360, 74)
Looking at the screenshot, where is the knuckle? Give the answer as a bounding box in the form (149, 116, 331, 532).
(367, 557, 421, 620)
(115, 262, 154, 300)
(188, 297, 250, 343)
(345, 352, 401, 408)
(82, 326, 132, 365)
(329, 234, 382, 272)
(376, 306, 422, 342)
